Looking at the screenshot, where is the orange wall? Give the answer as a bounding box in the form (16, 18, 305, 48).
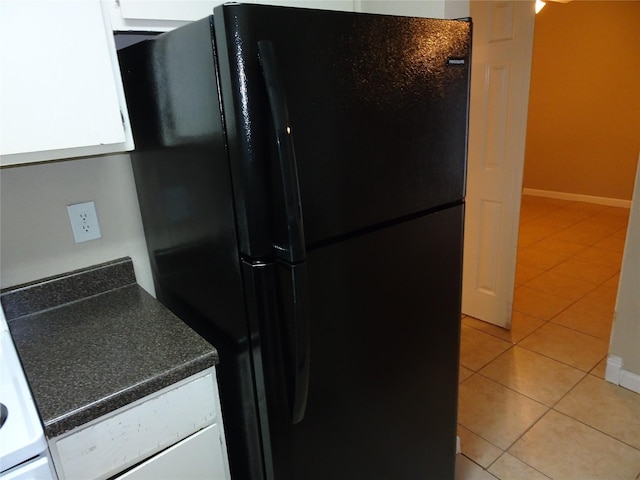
(523, 1, 640, 200)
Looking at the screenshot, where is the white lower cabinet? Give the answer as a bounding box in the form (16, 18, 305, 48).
(117, 424, 227, 480)
(48, 368, 230, 480)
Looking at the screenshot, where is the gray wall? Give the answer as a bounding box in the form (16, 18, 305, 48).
(0, 154, 154, 295)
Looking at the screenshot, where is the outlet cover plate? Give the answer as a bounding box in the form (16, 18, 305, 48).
(67, 201, 102, 243)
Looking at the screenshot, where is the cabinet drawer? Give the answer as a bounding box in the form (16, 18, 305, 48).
(116, 424, 228, 480)
(51, 370, 217, 480)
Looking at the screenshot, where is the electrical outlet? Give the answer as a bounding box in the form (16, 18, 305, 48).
(67, 201, 102, 243)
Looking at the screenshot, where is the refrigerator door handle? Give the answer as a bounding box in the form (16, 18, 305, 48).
(257, 40, 306, 264)
(289, 262, 310, 424)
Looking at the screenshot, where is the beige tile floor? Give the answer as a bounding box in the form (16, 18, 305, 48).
(455, 195, 640, 480)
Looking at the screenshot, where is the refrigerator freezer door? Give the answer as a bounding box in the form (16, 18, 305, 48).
(214, 4, 471, 255)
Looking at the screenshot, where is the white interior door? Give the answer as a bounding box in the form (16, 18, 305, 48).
(462, 1, 536, 327)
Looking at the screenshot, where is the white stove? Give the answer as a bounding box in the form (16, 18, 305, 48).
(0, 307, 56, 479)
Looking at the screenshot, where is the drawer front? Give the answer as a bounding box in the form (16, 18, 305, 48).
(52, 370, 217, 480)
(116, 424, 229, 480)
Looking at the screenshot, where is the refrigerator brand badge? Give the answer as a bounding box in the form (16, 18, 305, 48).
(447, 58, 466, 66)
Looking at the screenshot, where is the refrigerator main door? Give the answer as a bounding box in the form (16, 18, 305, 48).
(294, 204, 464, 478)
(213, 4, 471, 256)
(246, 205, 464, 479)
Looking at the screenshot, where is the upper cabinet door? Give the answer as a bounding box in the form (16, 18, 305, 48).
(107, 0, 354, 32)
(107, 0, 224, 31)
(0, 0, 133, 166)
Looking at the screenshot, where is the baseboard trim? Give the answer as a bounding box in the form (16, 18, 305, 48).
(605, 355, 640, 394)
(522, 188, 632, 208)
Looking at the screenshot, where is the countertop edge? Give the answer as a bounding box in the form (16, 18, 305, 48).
(44, 351, 218, 438)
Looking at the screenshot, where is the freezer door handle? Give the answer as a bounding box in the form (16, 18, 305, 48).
(289, 262, 310, 424)
(258, 40, 306, 264)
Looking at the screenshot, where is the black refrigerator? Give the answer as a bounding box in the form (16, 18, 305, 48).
(118, 4, 471, 479)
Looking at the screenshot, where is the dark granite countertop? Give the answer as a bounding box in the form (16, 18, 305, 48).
(1, 258, 218, 438)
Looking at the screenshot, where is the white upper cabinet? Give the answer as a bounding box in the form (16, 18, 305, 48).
(0, 0, 133, 166)
(107, 0, 355, 32)
(107, 0, 224, 32)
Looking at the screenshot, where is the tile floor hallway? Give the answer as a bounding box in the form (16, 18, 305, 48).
(455, 195, 640, 479)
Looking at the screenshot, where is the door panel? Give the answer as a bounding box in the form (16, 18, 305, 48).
(290, 206, 464, 479)
(476, 199, 502, 295)
(462, 0, 535, 327)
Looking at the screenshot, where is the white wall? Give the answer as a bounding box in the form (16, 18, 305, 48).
(358, 0, 469, 18)
(0, 154, 155, 295)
